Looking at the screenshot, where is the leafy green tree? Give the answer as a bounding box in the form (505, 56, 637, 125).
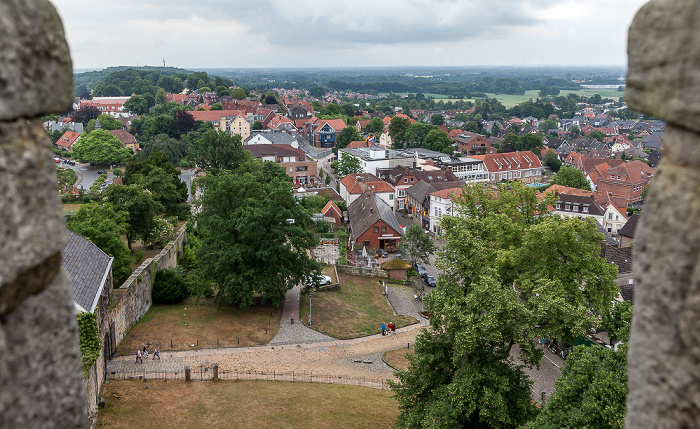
(97, 113, 122, 131)
(188, 130, 247, 175)
(123, 95, 149, 115)
(152, 267, 188, 305)
(155, 88, 167, 105)
(369, 117, 384, 134)
(334, 152, 362, 177)
(67, 202, 132, 284)
(252, 121, 263, 130)
(399, 224, 435, 267)
(230, 88, 247, 100)
(335, 126, 362, 153)
(522, 346, 628, 429)
(589, 130, 606, 142)
(215, 86, 230, 97)
(430, 113, 445, 126)
(123, 151, 189, 218)
(454, 112, 469, 123)
(543, 149, 562, 173)
(210, 102, 223, 110)
(403, 123, 435, 148)
(392, 182, 618, 428)
(196, 158, 320, 308)
(388, 116, 411, 145)
(571, 126, 581, 135)
(102, 184, 162, 250)
(71, 130, 131, 165)
(516, 133, 544, 153)
(137, 133, 187, 165)
(537, 119, 559, 133)
(550, 166, 591, 190)
(423, 129, 454, 154)
(602, 301, 632, 346)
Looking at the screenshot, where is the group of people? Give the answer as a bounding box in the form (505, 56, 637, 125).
(135, 344, 160, 363)
(381, 322, 396, 336)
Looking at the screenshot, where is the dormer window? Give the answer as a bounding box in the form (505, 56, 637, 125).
(556, 203, 561, 209)
(565, 204, 571, 210)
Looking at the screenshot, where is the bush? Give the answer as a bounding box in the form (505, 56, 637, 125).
(152, 267, 188, 304)
(166, 215, 179, 225)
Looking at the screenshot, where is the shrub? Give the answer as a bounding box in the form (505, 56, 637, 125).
(152, 267, 188, 304)
(76, 312, 101, 374)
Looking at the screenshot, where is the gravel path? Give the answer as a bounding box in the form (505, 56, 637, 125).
(387, 284, 428, 326)
(269, 283, 335, 346)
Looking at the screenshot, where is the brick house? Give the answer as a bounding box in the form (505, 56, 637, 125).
(56, 130, 81, 151)
(321, 200, 343, 226)
(472, 151, 543, 184)
(596, 160, 655, 206)
(339, 173, 395, 209)
(453, 132, 496, 156)
(245, 144, 318, 187)
(348, 191, 404, 252)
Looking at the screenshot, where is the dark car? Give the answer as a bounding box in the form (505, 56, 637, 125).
(424, 275, 437, 287)
(415, 263, 428, 277)
(96, 170, 107, 175)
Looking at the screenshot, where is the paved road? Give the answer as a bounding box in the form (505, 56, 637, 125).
(59, 159, 115, 190)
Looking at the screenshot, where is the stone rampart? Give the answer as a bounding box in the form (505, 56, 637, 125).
(336, 264, 388, 278)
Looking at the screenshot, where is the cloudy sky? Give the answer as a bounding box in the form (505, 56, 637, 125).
(52, 0, 649, 71)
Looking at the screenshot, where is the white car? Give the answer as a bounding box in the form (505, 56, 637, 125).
(308, 274, 332, 286)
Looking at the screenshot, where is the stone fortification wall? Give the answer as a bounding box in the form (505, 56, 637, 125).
(108, 225, 187, 346)
(0, 1, 87, 427)
(336, 264, 388, 278)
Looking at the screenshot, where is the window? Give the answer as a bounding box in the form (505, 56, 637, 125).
(373, 227, 379, 233)
(435, 207, 439, 216)
(615, 215, 619, 221)
(555, 203, 561, 209)
(565, 204, 571, 210)
(609, 212, 613, 220)
(381, 226, 387, 233)
(389, 194, 394, 200)
(295, 166, 308, 172)
(404, 178, 408, 183)
(363, 241, 370, 248)
(617, 175, 621, 180)
(398, 190, 405, 197)
(573, 205, 579, 212)
(583, 206, 589, 213)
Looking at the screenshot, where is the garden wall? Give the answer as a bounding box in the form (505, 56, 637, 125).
(108, 225, 187, 345)
(336, 264, 388, 278)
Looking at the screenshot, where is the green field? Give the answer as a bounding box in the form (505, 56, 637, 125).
(380, 88, 624, 108)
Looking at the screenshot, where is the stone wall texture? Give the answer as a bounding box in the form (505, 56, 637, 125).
(336, 264, 388, 278)
(625, 1, 700, 427)
(0, 1, 87, 427)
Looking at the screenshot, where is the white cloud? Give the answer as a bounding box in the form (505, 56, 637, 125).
(51, 0, 648, 69)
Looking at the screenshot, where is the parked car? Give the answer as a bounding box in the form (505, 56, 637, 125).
(424, 275, 436, 287)
(415, 263, 428, 277)
(96, 170, 107, 175)
(307, 274, 332, 286)
(53, 157, 61, 163)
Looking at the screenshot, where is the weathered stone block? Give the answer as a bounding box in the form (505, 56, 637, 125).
(0, 270, 87, 428)
(0, 0, 73, 120)
(0, 119, 67, 314)
(626, 0, 700, 133)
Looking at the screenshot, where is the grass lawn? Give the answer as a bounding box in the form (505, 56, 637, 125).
(299, 273, 417, 339)
(97, 379, 399, 429)
(62, 203, 83, 214)
(384, 347, 415, 372)
(116, 297, 283, 354)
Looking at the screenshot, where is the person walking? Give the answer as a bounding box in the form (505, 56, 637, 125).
(135, 349, 142, 364)
(308, 314, 311, 325)
(391, 321, 396, 334)
(153, 348, 160, 360)
(382, 323, 386, 336)
(291, 313, 294, 324)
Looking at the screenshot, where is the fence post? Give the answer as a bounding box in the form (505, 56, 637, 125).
(185, 365, 191, 382)
(213, 364, 219, 381)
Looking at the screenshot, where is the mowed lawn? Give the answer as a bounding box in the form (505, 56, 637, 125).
(384, 347, 415, 372)
(117, 297, 283, 354)
(299, 273, 417, 339)
(97, 379, 399, 429)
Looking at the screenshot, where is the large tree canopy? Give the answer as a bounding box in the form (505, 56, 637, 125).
(550, 166, 592, 190)
(188, 129, 247, 175)
(335, 126, 362, 153)
(71, 129, 131, 165)
(196, 158, 320, 308)
(102, 184, 162, 250)
(392, 182, 618, 428)
(399, 224, 435, 267)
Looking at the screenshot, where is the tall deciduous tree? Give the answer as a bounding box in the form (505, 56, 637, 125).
(67, 202, 132, 284)
(550, 166, 591, 190)
(124, 95, 149, 115)
(399, 224, 435, 267)
(70, 105, 100, 125)
(334, 152, 363, 177)
(196, 158, 320, 308)
(388, 116, 411, 146)
(102, 184, 162, 250)
(369, 117, 384, 134)
(71, 130, 131, 165)
(430, 113, 445, 126)
(543, 149, 562, 173)
(391, 182, 618, 428)
(423, 129, 454, 154)
(172, 110, 197, 137)
(188, 129, 247, 174)
(97, 113, 122, 131)
(335, 126, 362, 153)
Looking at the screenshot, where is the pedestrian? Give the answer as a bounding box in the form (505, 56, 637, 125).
(135, 349, 142, 364)
(308, 314, 311, 325)
(142, 344, 146, 354)
(391, 321, 396, 334)
(143, 348, 148, 359)
(382, 323, 386, 336)
(153, 348, 160, 360)
(291, 313, 294, 324)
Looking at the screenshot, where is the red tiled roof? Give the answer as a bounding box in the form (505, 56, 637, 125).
(477, 151, 542, 173)
(545, 184, 594, 198)
(56, 131, 80, 149)
(346, 140, 372, 149)
(430, 187, 463, 200)
(321, 200, 342, 217)
(107, 129, 137, 145)
(340, 173, 394, 195)
(606, 160, 655, 184)
(189, 110, 244, 122)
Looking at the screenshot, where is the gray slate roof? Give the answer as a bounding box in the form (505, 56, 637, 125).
(406, 180, 465, 205)
(618, 213, 640, 239)
(61, 230, 113, 313)
(348, 191, 404, 242)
